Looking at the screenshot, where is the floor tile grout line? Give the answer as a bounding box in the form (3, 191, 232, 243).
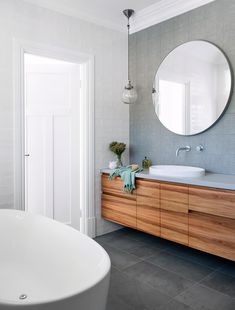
(195, 282, 235, 299)
(96, 238, 166, 262)
(117, 249, 235, 301)
(121, 250, 224, 292)
(138, 247, 168, 260)
(105, 228, 169, 244)
(139, 254, 215, 283)
(110, 265, 179, 307)
(97, 229, 230, 272)
(195, 268, 235, 299)
(97, 231, 233, 264)
(172, 282, 204, 310)
(121, 266, 196, 300)
(119, 257, 146, 271)
(128, 247, 169, 260)
(197, 268, 220, 283)
(98, 240, 148, 269)
(117, 265, 186, 301)
(97, 234, 180, 259)
(143, 246, 216, 268)
(96, 238, 144, 257)
(120, 259, 199, 299)
(161, 250, 235, 299)
(96, 231, 147, 244)
(171, 272, 221, 310)
(173, 268, 234, 305)
(173, 269, 216, 301)
(97, 233, 231, 284)
(144, 250, 218, 278)
(213, 264, 235, 279)
(155, 253, 235, 297)
(163, 247, 226, 270)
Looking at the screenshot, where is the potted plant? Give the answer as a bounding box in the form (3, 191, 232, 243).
(109, 141, 126, 167)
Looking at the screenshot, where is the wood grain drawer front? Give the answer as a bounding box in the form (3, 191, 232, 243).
(189, 212, 235, 261)
(102, 174, 136, 199)
(137, 196, 160, 236)
(161, 183, 189, 213)
(136, 179, 160, 198)
(161, 210, 188, 245)
(189, 187, 235, 219)
(102, 193, 136, 228)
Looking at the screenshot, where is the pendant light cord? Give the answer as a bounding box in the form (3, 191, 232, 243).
(127, 17, 130, 82)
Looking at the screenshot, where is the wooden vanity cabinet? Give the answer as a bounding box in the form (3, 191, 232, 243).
(189, 187, 235, 261)
(101, 174, 137, 229)
(136, 179, 160, 236)
(160, 183, 189, 245)
(101, 173, 235, 261)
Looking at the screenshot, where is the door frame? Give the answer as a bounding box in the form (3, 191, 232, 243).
(13, 39, 95, 237)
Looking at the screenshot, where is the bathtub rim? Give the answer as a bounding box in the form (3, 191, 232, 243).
(0, 209, 111, 306)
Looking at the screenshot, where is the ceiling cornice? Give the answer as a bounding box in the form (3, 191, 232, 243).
(23, 0, 124, 32)
(131, 0, 216, 34)
(23, 0, 216, 34)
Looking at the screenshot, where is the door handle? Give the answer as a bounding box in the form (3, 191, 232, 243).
(24, 154, 30, 157)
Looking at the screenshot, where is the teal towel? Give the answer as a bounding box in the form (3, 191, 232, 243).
(109, 166, 143, 193)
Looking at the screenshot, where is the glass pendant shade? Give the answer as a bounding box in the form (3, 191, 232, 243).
(122, 80, 137, 104)
(122, 9, 137, 104)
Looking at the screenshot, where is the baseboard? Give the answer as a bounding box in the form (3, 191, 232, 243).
(86, 216, 96, 238)
(95, 217, 122, 237)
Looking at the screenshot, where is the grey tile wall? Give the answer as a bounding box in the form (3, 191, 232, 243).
(130, 0, 235, 174)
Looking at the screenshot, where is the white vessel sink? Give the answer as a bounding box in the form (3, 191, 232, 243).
(149, 165, 205, 178)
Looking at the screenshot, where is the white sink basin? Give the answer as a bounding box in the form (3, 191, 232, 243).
(149, 165, 205, 178)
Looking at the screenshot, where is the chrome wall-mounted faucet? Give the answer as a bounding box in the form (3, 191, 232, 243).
(176, 146, 191, 157)
(196, 145, 204, 152)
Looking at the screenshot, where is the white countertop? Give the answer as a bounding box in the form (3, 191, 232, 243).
(101, 168, 235, 191)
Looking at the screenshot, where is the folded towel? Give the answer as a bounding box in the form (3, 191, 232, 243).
(109, 165, 143, 193)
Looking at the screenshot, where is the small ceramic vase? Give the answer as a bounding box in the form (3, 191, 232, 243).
(109, 161, 118, 170)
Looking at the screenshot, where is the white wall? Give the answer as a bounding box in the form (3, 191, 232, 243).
(0, 0, 129, 235)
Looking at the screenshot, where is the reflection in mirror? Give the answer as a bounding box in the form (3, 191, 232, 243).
(153, 41, 232, 135)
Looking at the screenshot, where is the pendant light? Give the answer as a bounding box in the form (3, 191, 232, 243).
(122, 9, 138, 104)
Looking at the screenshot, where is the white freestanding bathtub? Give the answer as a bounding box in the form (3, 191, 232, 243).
(0, 210, 110, 310)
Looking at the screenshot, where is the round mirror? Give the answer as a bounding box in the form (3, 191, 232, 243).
(152, 41, 232, 135)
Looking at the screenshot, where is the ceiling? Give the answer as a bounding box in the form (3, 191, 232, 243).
(24, 0, 215, 33)
(24, 0, 159, 31)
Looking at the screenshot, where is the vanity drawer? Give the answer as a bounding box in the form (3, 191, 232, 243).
(137, 196, 160, 236)
(160, 183, 188, 213)
(102, 193, 136, 228)
(189, 212, 235, 261)
(161, 210, 188, 245)
(160, 183, 188, 245)
(136, 179, 160, 198)
(102, 174, 136, 198)
(189, 187, 235, 219)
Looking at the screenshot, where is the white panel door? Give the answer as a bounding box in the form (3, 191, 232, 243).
(24, 54, 80, 230)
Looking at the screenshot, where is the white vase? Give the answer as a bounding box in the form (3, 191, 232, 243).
(109, 161, 117, 169)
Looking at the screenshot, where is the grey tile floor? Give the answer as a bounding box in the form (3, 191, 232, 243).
(95, 228, 235, 310)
